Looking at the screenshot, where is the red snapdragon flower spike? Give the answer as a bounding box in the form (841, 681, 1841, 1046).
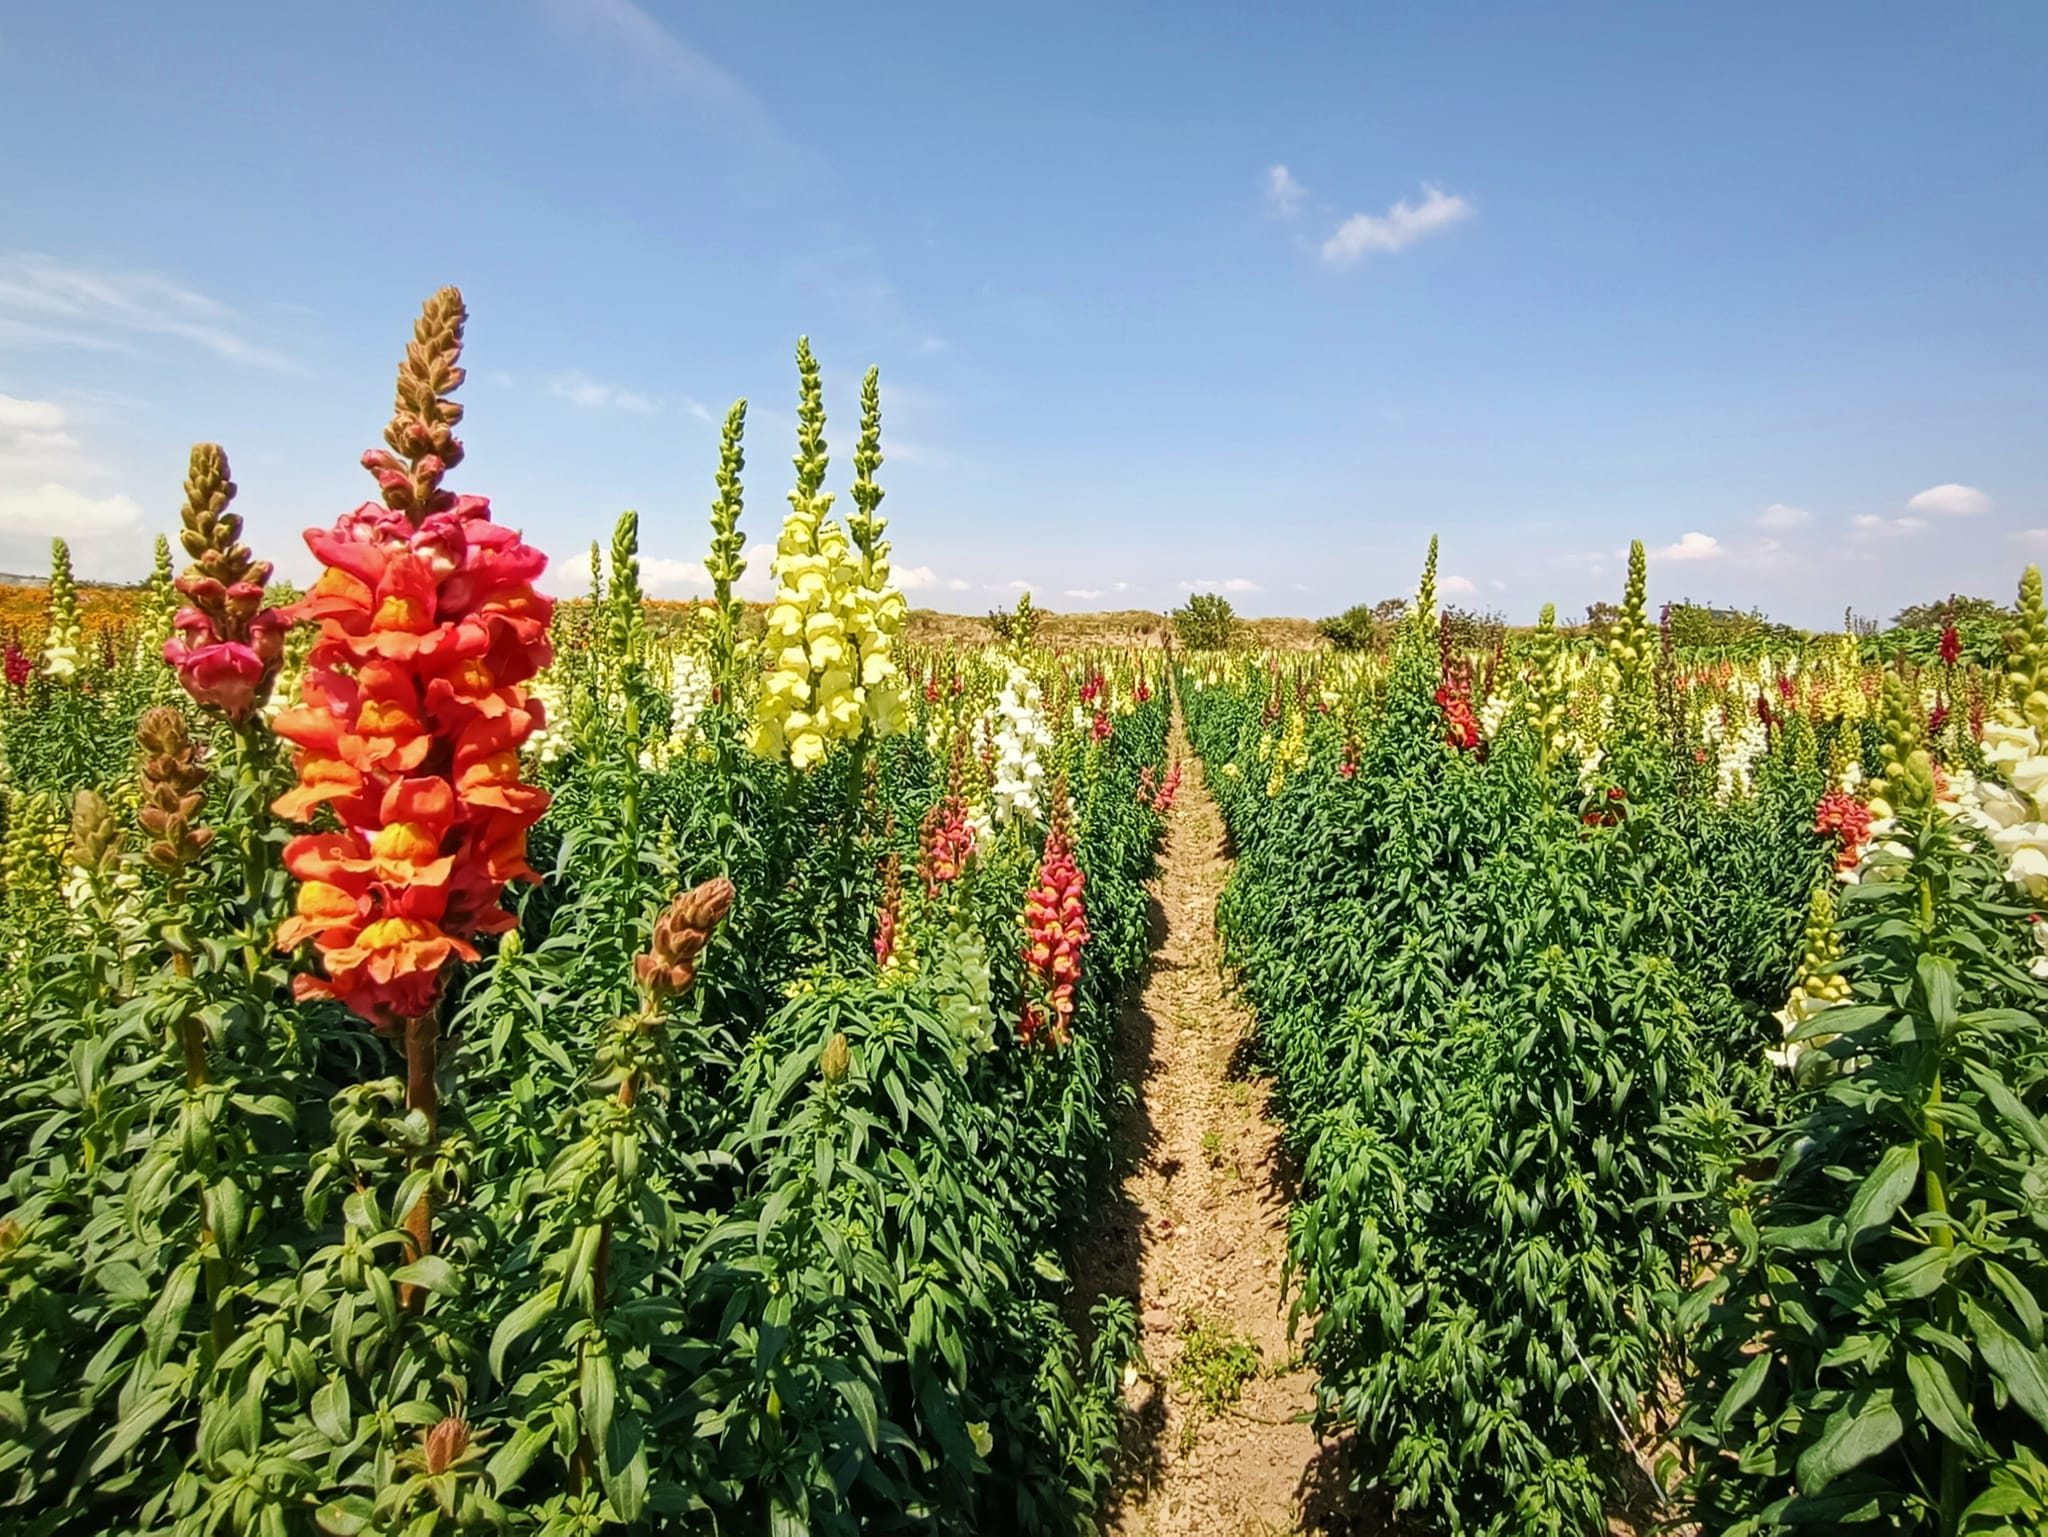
(1930, 702, 1951, 736)
(1091, 708, 1113, 743)
(3, 643, 29, 687)
(1435, 684, 1481, 753)
(273, 494, 553, 1029)
(1940, 623, 1962, 668)
(1019, 825, 1088, 1048)
(1814, 787, 1873, 873)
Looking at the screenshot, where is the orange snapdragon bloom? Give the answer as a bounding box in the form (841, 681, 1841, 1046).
(274, 493, 552, 1027)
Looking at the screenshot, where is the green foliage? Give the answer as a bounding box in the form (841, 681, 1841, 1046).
(1678, 808, 2048, 1533)
(1170, 592, 1238, 652)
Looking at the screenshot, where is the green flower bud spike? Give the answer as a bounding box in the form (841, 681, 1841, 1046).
(2006, 565, 2048, 735)
(1871, 668, 1936, 819)
(1412, 536, 1439, 640)
(707, 399, 748, 681)
(791, 336, 832, 522)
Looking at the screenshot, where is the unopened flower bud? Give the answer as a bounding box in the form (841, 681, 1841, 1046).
(821, 1031, 850, 1085)
(422, 1416, 471, 1475)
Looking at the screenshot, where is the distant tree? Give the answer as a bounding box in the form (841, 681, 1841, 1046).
(1171, 592, 1238, 651)
(1662, 601, 1804, 650)
(1582, 600, 1620, 633)
(1442, 605, 1508, 658)
(1890, 593, 2012, 631)
(1317, 603, 1379, 651)
(1318, 597, 1409, 651)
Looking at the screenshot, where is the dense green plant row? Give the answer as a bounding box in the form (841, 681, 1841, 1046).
(0, 291, 1167, 1534)
(1181, 543, 2048, 1534)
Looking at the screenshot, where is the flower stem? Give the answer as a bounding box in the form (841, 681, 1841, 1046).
(400, 1008, 439, 1309)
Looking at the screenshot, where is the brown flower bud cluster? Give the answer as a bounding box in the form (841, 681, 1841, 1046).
(137, 707, 214, 873)
(420, 1416, 471, 1475)
(634, 877, 735, 1002)
(363, 286, 468, 526)
(69, 787, 121, 874)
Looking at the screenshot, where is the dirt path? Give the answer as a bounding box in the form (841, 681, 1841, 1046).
(1079, 707, 1333, 1535)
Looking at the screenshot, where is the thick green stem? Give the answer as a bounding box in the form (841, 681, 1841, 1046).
(400, 1009, 440, 1310)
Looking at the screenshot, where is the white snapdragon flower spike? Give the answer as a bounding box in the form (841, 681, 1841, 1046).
(1714, 715, 1769, 805)
(986, 664, 1051, 825)
(1478, 692, 1511, 741)
(522, 672, 573, 766)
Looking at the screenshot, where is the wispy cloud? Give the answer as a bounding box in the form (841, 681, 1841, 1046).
(1854, 513, 1929, 539)
(542, 0, 779, 135)
(1263, 164, 1307, 218)
(1320, 185, 1473, 266)
(1065, 587, 1106, 600)
(1906, 482, 1990, 517)
(550, 370, 658, 413)
(0, 254, 299, 371)
(1757, 503, 1809, 530)
(1442, 574, 1477, 596)
(895, 565, 944, 591)
(1179, 577, 1261, 594)
(915, 335, 947, 356)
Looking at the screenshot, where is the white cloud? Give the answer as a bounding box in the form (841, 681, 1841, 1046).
(1853, 513, 1929, 539)
(550, 371, 657, 412)
(0, 482, 144, 540)
(680, 396, 715, 424)
(1320, 185, 1473, 265)
(1906, 482, 1990, 517)
(1656, 532, 1724, 562)
(0, 254, 299, 371)
(639, 556, 711, 593)
(1179, 577, 1262, 594)
(489, 369, 516, 389)
(915, 335, 947, 356)
(2017, 529, 2048, 549)
(1757, 503, 1809, 530)
(1065, 588, 1106, 600)
(1264, 164, 1307, 218)
(0, 394, 85, 477)
(0, 393, 144, 570)
(1489, 579, 1507, 592)
(1442, 574, 1476, 596)
(946, 577, 970, 591)
(895, 565, 942, 591)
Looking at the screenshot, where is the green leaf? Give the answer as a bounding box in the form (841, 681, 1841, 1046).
(489, 1283, 561, 1381)
(1916, 955, 1959, 1034)
(581, 1347, 616, 1457)
(1879, 1246, 1951, 1301)
(311, 1377, 353, 1444)
(1964, 1296, 2048, 1432)
(1906, 1351, 1988, 1454)
(1964, 1063, 2048, 1158)
(484, 1424, 549, 1496)
(1715, 1352, 1772, 1434)
(1795, 1390, 1903, 1492)
(391, 1255, 456, 1295)
(1844, 1143, 1920, 1249)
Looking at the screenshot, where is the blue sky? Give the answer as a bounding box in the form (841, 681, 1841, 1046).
(0, 2, 2042, 627)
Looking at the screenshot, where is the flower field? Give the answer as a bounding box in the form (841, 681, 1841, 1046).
(0, 292, 1175, 1534)
(1186, 542, 2048, 1533)
(4, 289, 2048, 1537)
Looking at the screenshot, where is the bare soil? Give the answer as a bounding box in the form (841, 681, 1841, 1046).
(1076, 706, 1350, 1536)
